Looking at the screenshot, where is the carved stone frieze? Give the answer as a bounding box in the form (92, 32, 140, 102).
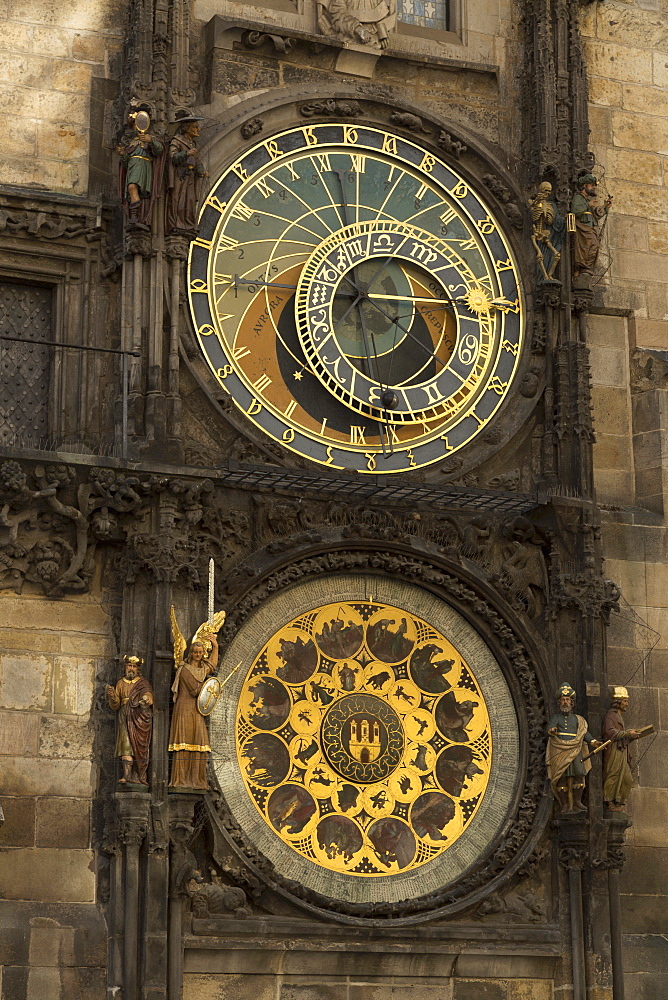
(437, 130, 467, 160)
(474, 888, 547, 922)
(317, 0, 396, 49)
(389, 111, 432, 134)
(630, 348, 668, 393)
(0, 460, 253, 596)
(240, 117, 265, 139)
(0, 461, 147, 596)
(241, 29, 294, 53)
(482, 173, 524, 230)
(300, 100, 363, 118)
(549, 568, 620, 621)
(0, 206, 94, 241)
(559, 846, 588, 870)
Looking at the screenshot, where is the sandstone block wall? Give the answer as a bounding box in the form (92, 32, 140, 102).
(0, 0, 125, 196)
(0, 593, 113, 999)
(182, 974, 554, 1000)
(581, 0, 668, 350)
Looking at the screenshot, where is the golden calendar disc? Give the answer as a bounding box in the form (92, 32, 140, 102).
(235, 598, 492, 877)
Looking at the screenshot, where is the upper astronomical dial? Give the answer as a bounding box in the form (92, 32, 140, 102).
(188, 122, 524, 474)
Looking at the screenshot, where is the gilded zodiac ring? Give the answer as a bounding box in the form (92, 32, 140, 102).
(234, 599, 493, 877)
(296, 221, 487, 422)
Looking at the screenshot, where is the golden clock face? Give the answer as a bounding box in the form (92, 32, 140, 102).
(189, 122, 524, 472)
(234, 599, 492, 877)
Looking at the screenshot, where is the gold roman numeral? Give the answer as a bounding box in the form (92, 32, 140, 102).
(253, 373, 272, 393)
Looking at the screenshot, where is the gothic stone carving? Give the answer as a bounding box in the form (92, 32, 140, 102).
(318, 0, 396, 49)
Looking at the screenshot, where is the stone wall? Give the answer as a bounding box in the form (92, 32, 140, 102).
(581, 0, 668, 348)
(0, 592, 113, 999)
(0, 0, 125, 196)
(585, 9, 668, 989)
(182, 975, 554, 1000)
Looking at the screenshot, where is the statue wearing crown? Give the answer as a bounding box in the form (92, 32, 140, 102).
(169, 564, 226, 790)
(107, 654, 154, 786)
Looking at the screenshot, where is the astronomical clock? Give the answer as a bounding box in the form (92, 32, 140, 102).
(188, 121, 525, 475)
(188, 113, 536, 918)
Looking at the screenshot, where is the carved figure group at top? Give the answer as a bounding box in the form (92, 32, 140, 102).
(318, 0, 396, 49)
(571, 171, 612, 287)
(116, 106, 208, 235)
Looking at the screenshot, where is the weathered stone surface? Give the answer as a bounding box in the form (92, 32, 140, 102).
(622, 934, 668, 974)
(584, 40, 654, 85)
(589, 345, 628, 388)
(53, 658, 95, 718)
(0, 796, 35, 847)
(453, 981, 507, 1000)
(507, 983, 553, 1000)
(0, 900, 106, 967)
(620, 895, 668, 934)
(627, 787, 668, 847)
(624, 972, 668, 1000)
(592, 387, 631, 438)
(604, 182, 668, 223)
(621, 847, 668, 895)
(0, 711, 40, 756)
(589, 75, 623, 107)
(39, 716, 94, 760)
(349, 986, 454, 1000)
(607, 214, 649, 252)
(587, 314, 629, 349)
(607, 150, 662, 188)
(0, 654, 52, 712)
(635, 320, 668, 349)
(0, 848, 95, 902)
(36, 797, 90, 848)
(636, 732, 668, 788)
(183, 973, 277, 1000)
(613, 251, 668, 284)
(282, 987, 347, 1000)
(0, 598, 109, 635)
(0, 628, 60, 654)
(0, 756, 93, 797)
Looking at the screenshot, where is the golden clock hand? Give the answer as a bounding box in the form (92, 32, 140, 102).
(234, 275, 357, 297)
(368, 293, 449, 305)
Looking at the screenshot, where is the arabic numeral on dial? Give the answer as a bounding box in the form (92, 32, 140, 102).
(199, 324, 216, 337)
(458, 333, 479, 365)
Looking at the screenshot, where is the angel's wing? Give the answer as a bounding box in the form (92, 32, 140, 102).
(170, 604, 187, 666)
(193, 609, 226, 645)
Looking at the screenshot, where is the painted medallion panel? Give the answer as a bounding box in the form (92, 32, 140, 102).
(211, 576, 519, 903)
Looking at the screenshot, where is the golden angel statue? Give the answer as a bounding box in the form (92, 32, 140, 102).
(168, 604, 226, 790)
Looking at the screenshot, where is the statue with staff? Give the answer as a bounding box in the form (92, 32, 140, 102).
(546, 682, 601, 813)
